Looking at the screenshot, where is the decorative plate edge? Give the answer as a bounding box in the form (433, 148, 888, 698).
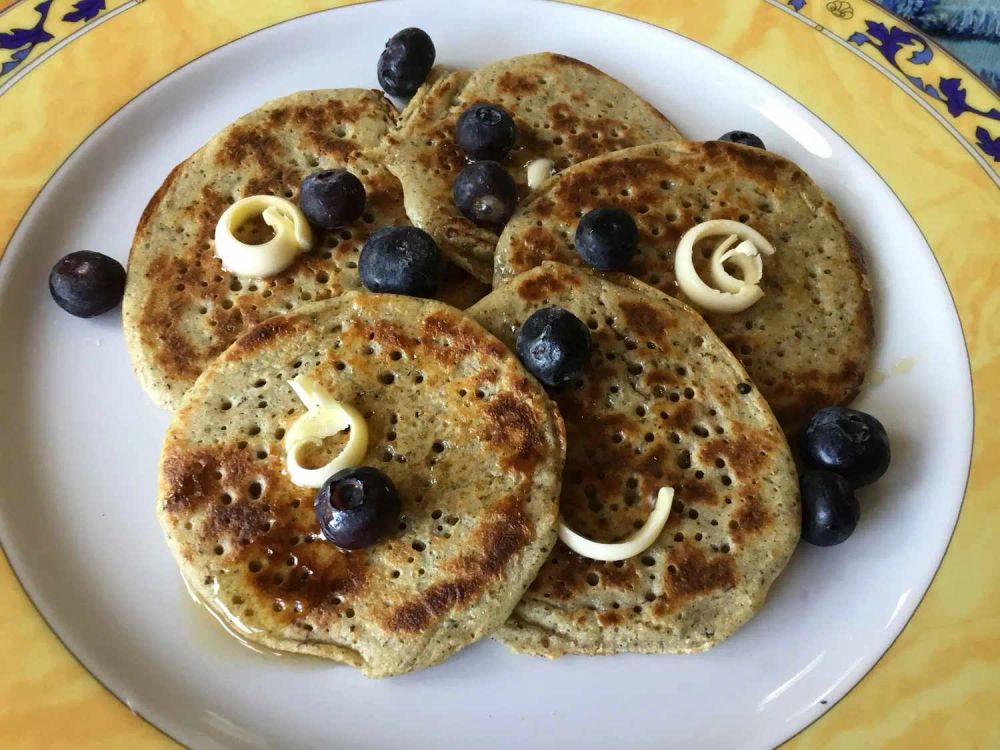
(776, 0, 1000, 172)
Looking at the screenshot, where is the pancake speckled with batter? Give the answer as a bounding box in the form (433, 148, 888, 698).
(124, 89, 486, 411)
(494, 141, 874, 432)
(379, 53, 683, 282)
(469, 263, 799, 657)
(157, 293, 565, 677)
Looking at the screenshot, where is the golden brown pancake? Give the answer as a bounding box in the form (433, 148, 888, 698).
(123, 89, 484, 411)
(157, 293, 565, 677)
(469, 263, 799, 657)
(379, 53, 683, 282)
(494, 141, 874, 432)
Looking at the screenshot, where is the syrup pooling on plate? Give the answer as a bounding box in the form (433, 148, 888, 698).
(179, 567, 277, 657)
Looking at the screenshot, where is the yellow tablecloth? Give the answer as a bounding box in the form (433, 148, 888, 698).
(0, 1, 996, 747)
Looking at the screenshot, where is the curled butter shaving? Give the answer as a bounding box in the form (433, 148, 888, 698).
(215, 195, 312, 278)
(675, 219, 775, 314)
(284, 374, 368, 488)
(558, 487, 675, 562)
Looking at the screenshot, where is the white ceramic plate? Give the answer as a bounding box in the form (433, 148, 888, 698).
(0, 1, 972, 747)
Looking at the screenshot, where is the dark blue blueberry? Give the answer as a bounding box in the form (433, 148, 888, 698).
(359, 226, 444, 296)
(800, 470, 860, 546)
(455, 103, 518, 161)
(315, 467, 402, 550)
(800, 406, 890, 487)
(515, 307, 592, 387)
(48, 251, 126, 318)
(377, 27, 435, 98)
(299, 169, 366, 230)
(574, 207, 638, 271)
(452, 161, 517, 231)
(718, 130, 766, 149)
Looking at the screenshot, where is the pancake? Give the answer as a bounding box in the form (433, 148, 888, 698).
(157, 293, 565, 677)
(493, 141, 874, 432)
(379, 53, 683, 283)
(123, 88, 482, 411)
(468, 262, 799, 657)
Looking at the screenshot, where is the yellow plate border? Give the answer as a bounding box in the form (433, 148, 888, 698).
(0, 1, 996, 747)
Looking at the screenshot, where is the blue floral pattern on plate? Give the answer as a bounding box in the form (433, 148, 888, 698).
(1, 0, 105, 77)
(848, 20, 1000, 160)
(975, 126, 1000, 160)
(785, 2, 999, 162)
(63, 0, 106, 23)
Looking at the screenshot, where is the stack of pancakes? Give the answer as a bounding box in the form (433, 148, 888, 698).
(126, 53, 872, 676)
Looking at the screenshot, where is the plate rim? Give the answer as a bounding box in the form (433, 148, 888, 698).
(0, 0, 990, 747)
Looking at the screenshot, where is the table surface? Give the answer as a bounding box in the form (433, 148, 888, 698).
(0, 0, 996, 747)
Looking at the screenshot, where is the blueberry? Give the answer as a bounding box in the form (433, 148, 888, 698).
(359, 226, 444, 296)
(515, 307, 592, 387)
(315, 467, 402, 550)
(455, 103, 518, 161)
(800, 471, 860, 546)
(452, 161, 518, 231)
(299, 169, 366, 230)
(48, 251, 126, 318)
(800, 406, 890, 487)
(377, 27, 435, 98)
(574, 207, 638, 271)
(718, 130, 766, 150)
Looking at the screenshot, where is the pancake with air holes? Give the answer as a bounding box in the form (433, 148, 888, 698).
(493, 140, 874, 433)
(157, 293, 565, 677)
(377, 53, 683, 283)
(124, 88, 489, 412)
(468, 262, 799, 657)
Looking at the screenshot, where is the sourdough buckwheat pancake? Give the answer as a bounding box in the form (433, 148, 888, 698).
(469, 263, 799, 657)
(494, 141, 874, 431)
(157, 293, 565, 677)
(379, 53, 683, 282)
(124, 89, 486, 411)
